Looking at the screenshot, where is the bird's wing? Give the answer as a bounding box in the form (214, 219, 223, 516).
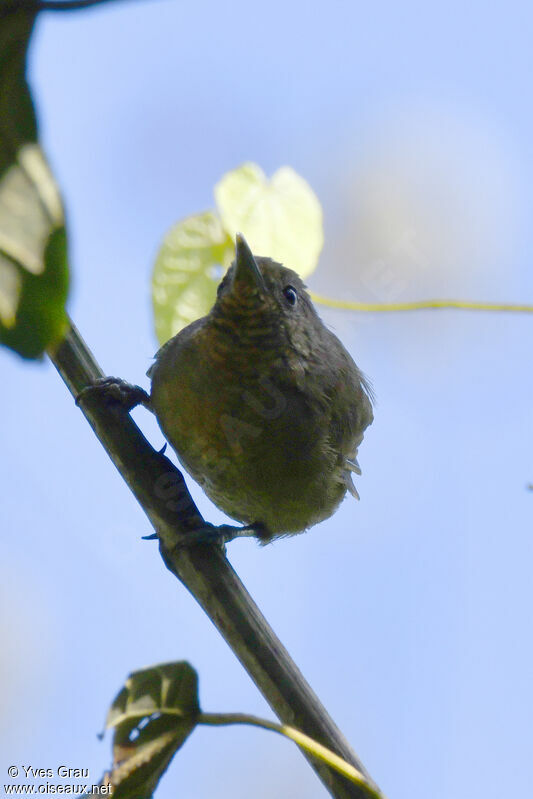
(344, 470, 360, 500)
(146, 318, 207, 379)
(327, 358, 374, 501)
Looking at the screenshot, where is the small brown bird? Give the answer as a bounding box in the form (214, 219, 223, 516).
(147, 234, 373, 543)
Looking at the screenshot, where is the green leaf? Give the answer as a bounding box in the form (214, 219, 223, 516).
(0, 224, 69, 358)
(152, 210, 233, 344)
(107, 661, 200, 727)
(0, 5, 69, 359)
(104, 662, 200, 799)
(215, 162, 323, 279)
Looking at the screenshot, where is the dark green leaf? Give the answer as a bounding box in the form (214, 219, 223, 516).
(104, 662, 200, 799)
(0, 4, 69, 359)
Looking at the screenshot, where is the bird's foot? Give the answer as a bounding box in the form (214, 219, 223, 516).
(76, 376, 151, 412)
(143, 522, 264, 548)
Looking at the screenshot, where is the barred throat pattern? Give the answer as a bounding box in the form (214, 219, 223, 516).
(208, 295, 289, 374)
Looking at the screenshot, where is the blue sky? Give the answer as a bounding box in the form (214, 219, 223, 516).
(1, 1, 532, 798)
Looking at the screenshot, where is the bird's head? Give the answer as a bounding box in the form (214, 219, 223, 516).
(212, 234, 320, 355)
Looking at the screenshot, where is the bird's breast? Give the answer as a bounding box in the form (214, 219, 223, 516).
(149, 321, 367, 536)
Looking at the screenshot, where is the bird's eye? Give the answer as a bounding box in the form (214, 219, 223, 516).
(283, 285, 298, 307)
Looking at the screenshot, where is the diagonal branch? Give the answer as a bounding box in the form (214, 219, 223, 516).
(48, 320, 383, 799)
(6, 1, 132, 12)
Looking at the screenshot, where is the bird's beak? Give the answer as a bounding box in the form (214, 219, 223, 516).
(232, 233, 266, 293)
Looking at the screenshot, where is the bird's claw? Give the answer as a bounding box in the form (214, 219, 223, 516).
(174, 522, 260, 548)
(143, 522, 262, 549)
(76, 377, 151, 412)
